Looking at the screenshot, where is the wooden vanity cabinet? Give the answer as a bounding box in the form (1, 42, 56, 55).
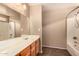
(30, 39, 40, 56)
(16, 46, 30, 56)
(30, 42, 36, 56)
(35, 39, 40, 55)
(16, 39, 40, 56)
(20, 46, 30, 56)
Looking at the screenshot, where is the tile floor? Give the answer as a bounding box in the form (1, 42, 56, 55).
(38, 47, 71, 56)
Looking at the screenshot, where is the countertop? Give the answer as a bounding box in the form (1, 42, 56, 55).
(0, 35, 40, 56)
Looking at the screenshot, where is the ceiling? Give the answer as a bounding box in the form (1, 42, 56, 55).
(42, 3, 79, 18)
(42, 3, 79, 11)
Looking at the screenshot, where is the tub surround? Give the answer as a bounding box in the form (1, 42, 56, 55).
(0, 35, 40, 56)
(67, 43, 79, 56)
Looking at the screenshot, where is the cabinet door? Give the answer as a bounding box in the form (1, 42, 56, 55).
(20, 46, 30, 56)
(35, 39, 40, 55)
(30, 42, 36, 56)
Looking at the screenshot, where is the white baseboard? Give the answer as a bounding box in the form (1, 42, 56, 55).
(43, 45, 67, 50)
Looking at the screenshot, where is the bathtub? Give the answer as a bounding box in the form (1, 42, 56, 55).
(67, 42, 79, 56)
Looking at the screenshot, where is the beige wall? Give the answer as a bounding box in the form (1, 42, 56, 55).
(20, 4, 30, 35)
(29, 4, 42, 35)
(29, 4, 42, 52)
(20, 14, 30, 35)
(42, 3, 79, 49)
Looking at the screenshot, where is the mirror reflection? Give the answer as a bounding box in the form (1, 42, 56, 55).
(0, 4, 22, 41)
(0, 14, 17, 41)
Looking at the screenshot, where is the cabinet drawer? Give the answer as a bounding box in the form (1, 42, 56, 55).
(20, 46, 30, 56)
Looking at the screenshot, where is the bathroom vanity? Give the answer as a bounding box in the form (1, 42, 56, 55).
(16, 37, 40, 56)
(0, 4, 42, 56)
(0, 35, 40, 56)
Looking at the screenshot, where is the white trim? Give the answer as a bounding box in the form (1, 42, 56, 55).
(43, 45, 67, 50)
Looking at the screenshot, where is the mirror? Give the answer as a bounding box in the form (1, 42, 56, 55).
(0, 13, 21, 41)
(0, 14, 10, 41)
(0, 14, 21, 41)
(9, 21, 15, 38)
(0, 3, 28, 41)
